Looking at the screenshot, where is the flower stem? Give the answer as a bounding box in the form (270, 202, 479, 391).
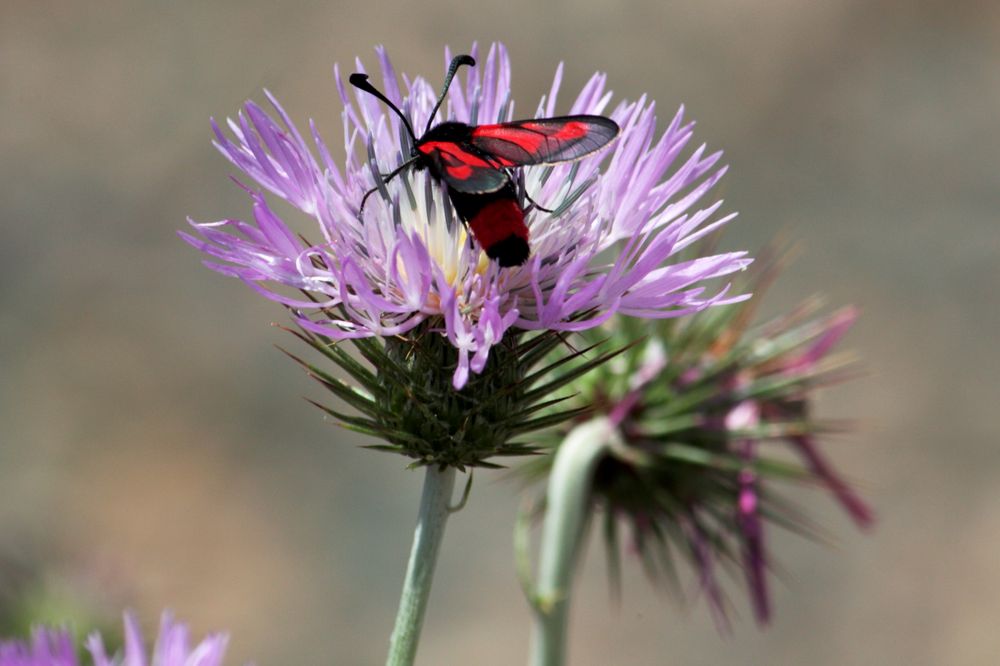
(386, 465, 457, 666)
(529, 418, 619, 666)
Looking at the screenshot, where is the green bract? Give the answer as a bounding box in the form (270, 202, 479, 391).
(282, 316, 629, 470)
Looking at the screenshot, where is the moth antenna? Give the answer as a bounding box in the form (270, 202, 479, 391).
(348, 73, 418, 144)
(425, 54, 476, 134)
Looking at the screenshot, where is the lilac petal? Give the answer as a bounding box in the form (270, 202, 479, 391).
(479, 43, 499, 123)
(87, 632, 112, 666)
(121, 612, 146, 666)
(388, 236, 433, 311)
(543, 61, 563, 118)
(296, 314, 373, 340)
(152, 612, 189, 666)
(471, 294, 518, 373)
(242, 278, 337, 309)
(375, 45, 404, 108)
(568, 72, 608, 117)
(186, 43, 749, 388)
(0, 627, 78, 666)
(452, 348, 470, 389)
(551, 307, 619, 333)
(186, 635, 230, 666)
(87, 611, 234, 666)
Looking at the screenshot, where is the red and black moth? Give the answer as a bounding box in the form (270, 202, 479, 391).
(350, 54, 620, 267)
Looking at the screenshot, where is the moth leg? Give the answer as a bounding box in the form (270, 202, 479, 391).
(358, 157, 420, 214)
(503, 167, 554, 214)
(523, 188, 555, 214)
(456, 216, 474, 250)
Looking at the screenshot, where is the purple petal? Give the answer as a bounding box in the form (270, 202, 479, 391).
(184, 43, 749, 388)
(792, 435, 875, 528)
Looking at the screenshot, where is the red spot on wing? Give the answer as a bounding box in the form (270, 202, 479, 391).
(419, 140, 506, 183)
(522, 120, 587, 140)
(419, 141, 493, 167)
(447, 164, 473, 179)
(473, 125, 547, 153)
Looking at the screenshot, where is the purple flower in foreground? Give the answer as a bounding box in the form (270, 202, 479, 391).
(182, 43, 749, 390)
(0, 612, 232, 666)
(0, 628, 75, 666)
(529, 259, 873, 626)
(88, 612, 229, 666)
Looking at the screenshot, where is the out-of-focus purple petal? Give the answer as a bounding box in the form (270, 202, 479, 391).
(87, 612, 232, 666)
(684, 516, 730, 633)
(0, 627, 77, 666)
(792, 435, 875, 528)
(785, 307, 859, 374)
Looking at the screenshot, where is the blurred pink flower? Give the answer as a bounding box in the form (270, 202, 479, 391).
(0, 628, 75, 666)
(531, 274, 873, 626)
(0, 612, 234, 666)
(87, 612, 229, 666)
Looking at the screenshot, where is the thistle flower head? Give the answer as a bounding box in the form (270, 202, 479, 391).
(0, 613, 233, 666)
(531, 258, 873, 625)
(182, 43, 749, 391)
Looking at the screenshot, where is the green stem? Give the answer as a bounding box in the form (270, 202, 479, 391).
(529, 418, 619, 666)
(386, 465, 458, 666)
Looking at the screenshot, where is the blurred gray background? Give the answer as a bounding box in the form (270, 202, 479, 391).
(1, 0, 997, 664)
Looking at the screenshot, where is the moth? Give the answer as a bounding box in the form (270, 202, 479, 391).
(351, 55, 619, 266)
